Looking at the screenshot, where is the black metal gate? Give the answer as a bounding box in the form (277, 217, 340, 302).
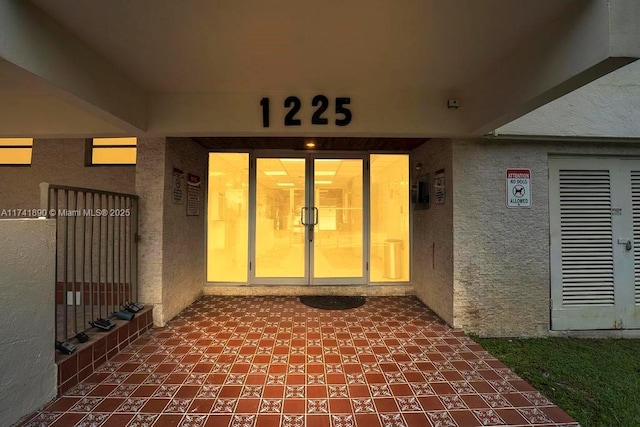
(40, 183, 139, 341)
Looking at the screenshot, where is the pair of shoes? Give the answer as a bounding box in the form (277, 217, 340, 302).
(123, 302, 144, 313)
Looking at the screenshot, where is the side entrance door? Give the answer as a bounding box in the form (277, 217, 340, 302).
(550, 157, 640, 330)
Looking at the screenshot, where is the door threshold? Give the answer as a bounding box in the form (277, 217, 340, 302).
(203, 283, 414, 296)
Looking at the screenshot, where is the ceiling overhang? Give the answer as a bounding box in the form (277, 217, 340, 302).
(0, 0, 637, 139)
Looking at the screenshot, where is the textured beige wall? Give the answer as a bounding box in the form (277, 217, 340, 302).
(412, 139, 454, 325)
(497, 61, 640, 139)
(161, 137, 206, 323)
(135, 138, 166, 325)
(0, 139, 136, 284)
(451, 139, 640, 337)
(135, 137, 206, 326)
(0, 139, 135, 211)
(0, 219, 56, 426)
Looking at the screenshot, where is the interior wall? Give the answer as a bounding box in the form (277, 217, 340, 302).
(411, 139, 454, 325)
(0, 139, 135, 211)
(0, 219, 56, 426)
(161, 137, 206, 322)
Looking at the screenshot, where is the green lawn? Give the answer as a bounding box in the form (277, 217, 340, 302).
(472, 337, 640, 427)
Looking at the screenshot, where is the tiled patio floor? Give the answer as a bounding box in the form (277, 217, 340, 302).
(21, 296, 578, 427)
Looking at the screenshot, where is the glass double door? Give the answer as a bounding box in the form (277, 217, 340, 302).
(252, 154, 365, 285)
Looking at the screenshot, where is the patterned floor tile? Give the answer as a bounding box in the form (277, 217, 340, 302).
(21, 296, 579, 427)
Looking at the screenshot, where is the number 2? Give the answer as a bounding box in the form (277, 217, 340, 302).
(311, 95, 329, 125)
(284, 96, 302, 126)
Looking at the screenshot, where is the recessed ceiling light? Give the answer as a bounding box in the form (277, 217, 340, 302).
(315, 181, 333, 185)
(276, 183, 295, 187)
(305, 141, 316, 149)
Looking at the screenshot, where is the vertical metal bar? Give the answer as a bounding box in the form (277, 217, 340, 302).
(124, 197, 129, 304)
(132, 197, 138, 302)
(136, 197, 139, 302)
(115, 196, 121, 310)
(51, 188, 59, 342)
(104, 194, 109, 318)
(63, 190, 69, 340)
(110, 194, 115, 317)
(81, 191, 87, 333)
(72, 190, 78, 338)
(89, 192, 95, 324)
(120, 196, 125, 306)
(127, 197, 132, 303)
(128, 197, 132, 303)
(120, 196, 125, 308)
(97, 193, 102, 319)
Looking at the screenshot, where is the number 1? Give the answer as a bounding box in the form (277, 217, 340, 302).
(260, 97, 270, 128)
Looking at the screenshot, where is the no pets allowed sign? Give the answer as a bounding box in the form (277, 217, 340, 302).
(506, 169, 531, 208)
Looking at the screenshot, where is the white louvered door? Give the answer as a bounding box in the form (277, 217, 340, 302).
(622, 160, 640, 328)
(550, 158, 640, 330)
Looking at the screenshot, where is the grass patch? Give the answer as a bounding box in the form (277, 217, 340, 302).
(472, 337, 640, 426)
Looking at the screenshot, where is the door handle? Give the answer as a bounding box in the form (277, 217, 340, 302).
(312, 207, 319, 225)
(617, 238, 633, 251)
(300, 207, 308, 226)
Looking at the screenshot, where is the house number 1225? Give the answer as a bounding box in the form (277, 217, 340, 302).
(260, 96, 352, 128)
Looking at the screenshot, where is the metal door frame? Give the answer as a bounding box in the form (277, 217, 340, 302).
(249, 150, 369, 285)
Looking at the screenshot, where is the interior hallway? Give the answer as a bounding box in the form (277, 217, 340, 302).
(20, 296, 577, 427)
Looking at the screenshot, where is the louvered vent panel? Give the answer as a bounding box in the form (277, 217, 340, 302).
(559, 170, 614, 306)
(632, 171, 640, 305)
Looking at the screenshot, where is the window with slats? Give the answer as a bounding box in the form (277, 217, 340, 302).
(0, 138, 33, 165)
(559, 170, 614, 306)
(89, 137, 137, 165)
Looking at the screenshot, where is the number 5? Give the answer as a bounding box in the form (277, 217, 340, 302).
(335, 97, 352, 126)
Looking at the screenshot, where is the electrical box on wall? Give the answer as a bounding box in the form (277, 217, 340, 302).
(412, 179, 429, 210)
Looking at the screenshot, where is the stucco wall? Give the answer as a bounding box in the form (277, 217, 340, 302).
(496, 60, 640, 138)
(451, 139, 640, 337)
(135, 137, 206, 326)
(0, 139, 135, 212)
(0, 219, 56, 426)
(135, 138, 166, 325)
(161, 137, 206, 323)
(412, 139, 454, 325)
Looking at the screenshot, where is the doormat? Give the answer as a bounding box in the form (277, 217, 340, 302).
(299, 295, 366, 310)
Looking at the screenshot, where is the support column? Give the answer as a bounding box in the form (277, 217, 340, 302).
(135, 137, 207, 326)
(135, 137, 167, 326)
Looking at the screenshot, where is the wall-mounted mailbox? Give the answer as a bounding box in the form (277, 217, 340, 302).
(412, 180, 429, 210)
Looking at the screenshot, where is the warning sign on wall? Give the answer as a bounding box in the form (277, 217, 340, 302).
(172, 167, 184, 205)
(506, 169, 531, 208)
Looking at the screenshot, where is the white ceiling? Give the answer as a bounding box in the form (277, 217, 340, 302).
(31, 0, 574, 93)
(0, 0, 634, 138)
